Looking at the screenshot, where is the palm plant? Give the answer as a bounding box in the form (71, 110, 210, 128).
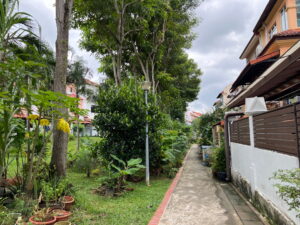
(0, 0, 33, 61)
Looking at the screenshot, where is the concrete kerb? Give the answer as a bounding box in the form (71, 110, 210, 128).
(230, 183, 270, 225)
(147, 146, 193, 225)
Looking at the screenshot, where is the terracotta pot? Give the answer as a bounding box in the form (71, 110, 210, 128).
(50, 209, 72, 222)
(29, 216, 56, 225)
(61, 196, 74, 211)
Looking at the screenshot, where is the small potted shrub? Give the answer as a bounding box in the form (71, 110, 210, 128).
(61, 196, 74, 211)
(50, 209, 71, 222)
(211, 144, 227, 181)
(29, 208, 56, 225)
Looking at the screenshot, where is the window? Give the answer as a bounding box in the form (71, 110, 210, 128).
(269, 24, 277, 39)
(70, 87, 73, 92)
(281, 6, 288, 31)
(297, 0, 300, 26)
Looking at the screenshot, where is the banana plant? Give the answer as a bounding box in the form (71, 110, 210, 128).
(110, 154, 145, 186)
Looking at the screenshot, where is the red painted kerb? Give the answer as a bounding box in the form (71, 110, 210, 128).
(148, 149, 190, 225)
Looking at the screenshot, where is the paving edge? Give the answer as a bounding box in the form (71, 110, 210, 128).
(147, 145, 193, 225)
(230, 183, 271, 225)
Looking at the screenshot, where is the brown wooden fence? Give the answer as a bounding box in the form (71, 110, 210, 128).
(253, 103, 300, 156)
(230, 117, 250, 145)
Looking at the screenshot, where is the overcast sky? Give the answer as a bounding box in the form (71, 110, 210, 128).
(20, 0, 269, 113)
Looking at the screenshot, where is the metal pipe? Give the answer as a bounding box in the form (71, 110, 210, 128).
(224, 112, 244, 181)
(145, 90, 150, 186)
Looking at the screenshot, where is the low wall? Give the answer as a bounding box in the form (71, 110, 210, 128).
(231, 142, 300, 225)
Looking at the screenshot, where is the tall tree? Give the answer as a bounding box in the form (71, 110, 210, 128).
(73, 0, 202, 119)
(73, 0, 142, 86)
(51, 0, 74, 177)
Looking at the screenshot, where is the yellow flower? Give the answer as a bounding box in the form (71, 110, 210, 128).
(40, 119, 50, 126)
(25, 132, 30, 138)
(56, 118, 71, 133)
(28, 114, 39, 120)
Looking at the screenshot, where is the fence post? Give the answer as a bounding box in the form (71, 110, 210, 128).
(249, 115, 255, 147)
(293, 104, 300, 167)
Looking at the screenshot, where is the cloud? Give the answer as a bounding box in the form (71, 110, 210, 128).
(188, 0, 269, 113)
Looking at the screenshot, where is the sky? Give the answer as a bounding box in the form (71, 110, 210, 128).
(20, 0, 269, 113)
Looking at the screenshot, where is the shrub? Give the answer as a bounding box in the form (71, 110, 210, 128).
(40, 179, 68, 203)
(272, 169, 300, 217)
(72, 140, 99, 177)
(211, 145, 226, 172)
(160, 121, 189, 177)
(93, 79, 163, 170)
(69, 134, 75, 141)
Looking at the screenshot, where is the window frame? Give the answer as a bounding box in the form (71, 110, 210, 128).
(269, 24, 277, 39)
(281, 6, 288, 31)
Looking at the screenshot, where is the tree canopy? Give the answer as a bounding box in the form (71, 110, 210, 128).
(73, 0, 202, 120)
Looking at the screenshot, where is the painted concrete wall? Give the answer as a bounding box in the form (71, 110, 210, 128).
(231, 142, 300, 224)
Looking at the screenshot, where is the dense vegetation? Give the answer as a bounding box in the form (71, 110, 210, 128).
(0, 0, 199, 224)
(73, 0, 202, 120)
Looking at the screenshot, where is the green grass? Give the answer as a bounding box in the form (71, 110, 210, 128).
(68, 172, 171, 225)
(6, 137, 171, 225)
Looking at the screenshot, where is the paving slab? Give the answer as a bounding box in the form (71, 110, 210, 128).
(158, 144, 266, 225)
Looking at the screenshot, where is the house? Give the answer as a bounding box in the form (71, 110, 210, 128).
(214, 83, 234, 108)
(223, 1, 300, 224)
(228, 0, 300, 109)
(185, 111, 202, 124)
(66, 79, 99, 136)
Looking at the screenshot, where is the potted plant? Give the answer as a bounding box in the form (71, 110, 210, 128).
(50, 209, 71, 222)
(211, 145, 227, 181)
(29, 208, 56, 225)
(61, 196, 74, 211)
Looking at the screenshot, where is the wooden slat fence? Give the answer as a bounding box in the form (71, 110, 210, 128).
(253, 103, 300, 156)
(230, 117, 250, 145)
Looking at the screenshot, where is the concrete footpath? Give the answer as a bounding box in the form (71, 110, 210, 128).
(158, 144, 266, 225)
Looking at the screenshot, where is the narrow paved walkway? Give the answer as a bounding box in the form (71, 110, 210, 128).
(158, 144, 265, 225)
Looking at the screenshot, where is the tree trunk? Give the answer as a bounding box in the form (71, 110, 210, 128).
(51, 0, 74, 177)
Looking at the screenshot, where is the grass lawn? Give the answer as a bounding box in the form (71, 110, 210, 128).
(68, 172, 171, 225)
(6, 137, 171, 225)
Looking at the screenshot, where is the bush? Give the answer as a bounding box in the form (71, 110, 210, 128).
(69, 134, 75, 141)
(272, 169, 300, 217)
(160, 119, 189, 177)
(211, 145, 226, 172)
(40, 178, 68, 203)
(93, 79, 163, 170)
(72, 140, 99, 177)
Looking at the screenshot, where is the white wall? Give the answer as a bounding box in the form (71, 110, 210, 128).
(231, 142, 300, 224)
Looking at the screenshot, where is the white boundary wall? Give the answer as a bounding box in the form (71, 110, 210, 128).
(230, 115, 300, 224)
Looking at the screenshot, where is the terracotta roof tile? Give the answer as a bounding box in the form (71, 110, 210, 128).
(85, 79, 99, 87)
(274, 29, 300, 37)
(249, 50, 280, 65)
